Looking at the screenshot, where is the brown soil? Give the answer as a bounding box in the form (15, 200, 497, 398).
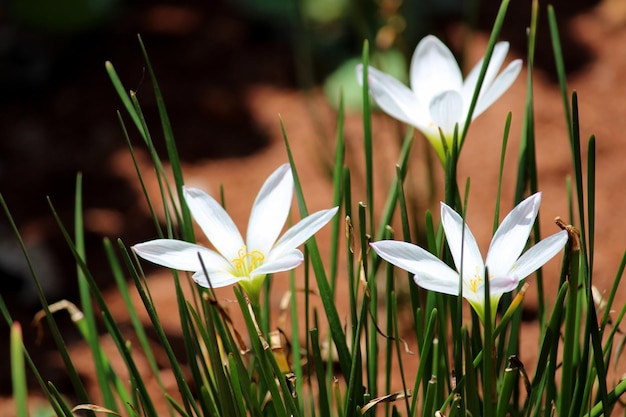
(1, 0, 626, 413)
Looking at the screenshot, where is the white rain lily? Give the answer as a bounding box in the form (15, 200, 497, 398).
(371, 193, 568, 324)
(356, 35, 522, 163)
(133, 164, 338, 302)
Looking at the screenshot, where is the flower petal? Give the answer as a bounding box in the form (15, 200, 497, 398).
(508, 230, 568, 280)
(473, 59, 522, 118)
(269, 207, 338, 259)
(462, 41, 510, 104)
(192, 270, 242, 289)
(440, 203, 484, 282)
(410, 35, 463, 105)
(370, 240, 460, 295)
(357, 65, 426, 129)
(428, 90, 464, 136)
(246, 164, 293, 255)
(485, 193, 541, 277)
(133, 239, 232, 273)
(477, 275, 520, 297)
(183, 187, 244, 261)
(251, 249, 304, 277)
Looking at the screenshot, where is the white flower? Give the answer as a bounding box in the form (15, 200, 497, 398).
(370, 193, 568, 324)
(133, 164, 338, 300)
(356, 35, 522, 162)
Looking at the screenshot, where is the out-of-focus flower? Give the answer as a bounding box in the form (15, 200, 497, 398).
(370, 193, 567, 324)
(133, 164, 338, 302)
(357, 35, 522, 162)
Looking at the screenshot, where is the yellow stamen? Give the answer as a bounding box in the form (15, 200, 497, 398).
(467, 266, 484, 293)
(231, 246, 265, 277)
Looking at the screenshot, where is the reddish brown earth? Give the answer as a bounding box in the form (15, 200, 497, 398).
(1, 0, 626, 413)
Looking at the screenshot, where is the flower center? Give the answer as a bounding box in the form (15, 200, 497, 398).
(231, 246, 265, 277)
(467, 266, 483, 293)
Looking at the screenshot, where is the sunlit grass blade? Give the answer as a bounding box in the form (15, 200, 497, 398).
(105, 61, 143, 134)
(0, 295, 66, 416)
(11, 323, 27, 417)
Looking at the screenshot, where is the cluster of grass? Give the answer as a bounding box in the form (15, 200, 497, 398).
(2, 0, 626, 416)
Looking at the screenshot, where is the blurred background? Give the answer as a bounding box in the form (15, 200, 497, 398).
(1, 0, 623, 404)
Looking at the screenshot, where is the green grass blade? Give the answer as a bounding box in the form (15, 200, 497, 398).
(120, 243, 201, 416)
(289, 271, 305, 413)
(103, 238, 168, 413)
(117, 111, 164, 237)
(136, 34, 194, 242)
(233, 287, 291, 417)
(459, 0, 510, 149)
(560, 241, 580, 417)
(361, 40, 374, 235)
(0, 195, 93, 409)
(74, 174, 118, 411)
(105, 61, 143, 134)
(547, 6, 572, 139)
(375, 130, 414, 242)
(227, 354, 247, 417)
(311, 328, 332, 417)
(186, 298, 232, 417)
(11, 323, 28, 417)
(329, 90, 346, 287)
(584, 377, 626, 417)
(391, 292, 411, 417)
(47, 382, 78, 417)
(601, 251, 626, 333)
(525, 282, 568, 416)
(0, 296, 64, 416)
(410, 308, 437, 415)
(463, 328, 480, 417)
(281, 119, 352, 379)
(587, 136, 596, 280)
